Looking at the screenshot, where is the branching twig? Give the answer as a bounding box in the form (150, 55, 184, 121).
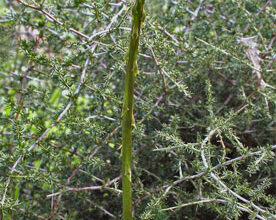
(244, 0, 273, 32)
(85, 199, 117, 218)
(16, 0, 89, 39)
(138, 95, 163, 125)
(1, 58, 90, 206)
(46, 175, 121, 197)
(150, 48, 168, 104)
(47, 125, 120, 218)
(200, 130, 275, 219)
(89, 4, 127, 41)
(161, 198, 267, 220)
(133, 140, 276, 212)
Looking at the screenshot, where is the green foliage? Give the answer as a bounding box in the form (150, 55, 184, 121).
(0, 0, 275, 219)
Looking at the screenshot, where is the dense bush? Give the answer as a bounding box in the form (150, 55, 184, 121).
(0, 0, 275, 219)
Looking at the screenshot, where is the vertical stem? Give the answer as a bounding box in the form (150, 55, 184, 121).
(122, 1, 145, 220)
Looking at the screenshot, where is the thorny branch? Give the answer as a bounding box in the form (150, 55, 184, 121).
(200, 130, 276, 219)
(47, 125, 120, 219)
(46, 175, 121, 198)
(244, 0, 273, 32)
(15, 0, 89, 39)
(133, 139, 276, 214)
(1, 58, 90, 206)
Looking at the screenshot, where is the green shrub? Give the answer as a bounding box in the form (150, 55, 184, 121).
(0, 0, 275, 219)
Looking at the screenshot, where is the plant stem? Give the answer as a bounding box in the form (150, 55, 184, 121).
(122, 1, 145, 220)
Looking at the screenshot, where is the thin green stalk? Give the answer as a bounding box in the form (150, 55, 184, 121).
(122, 1, 145, 220)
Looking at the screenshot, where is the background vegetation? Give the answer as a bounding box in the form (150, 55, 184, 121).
(0, 0, 275, 219)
